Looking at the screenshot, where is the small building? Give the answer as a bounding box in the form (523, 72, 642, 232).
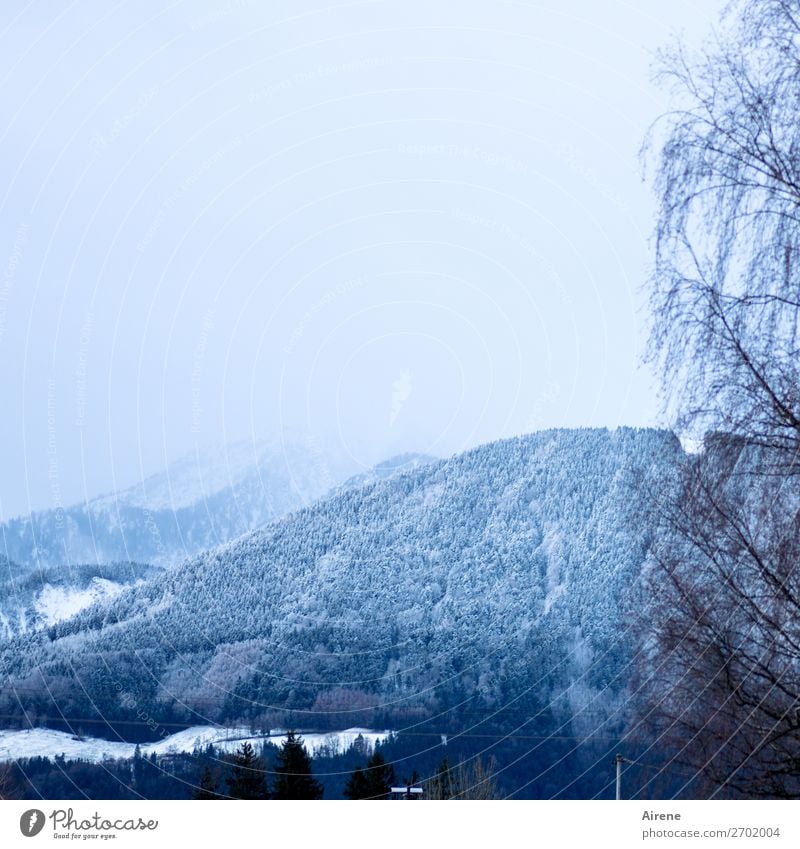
(390, 784, 424, 799)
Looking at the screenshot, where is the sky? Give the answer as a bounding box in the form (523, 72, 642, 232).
(0, 0, 723, 518)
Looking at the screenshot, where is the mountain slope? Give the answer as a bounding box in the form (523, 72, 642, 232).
(0, 428, 680, 742)
(0, 439, 350, 569)
(0, 443, 437, 572)
(0, 560, 161, 640)
(336, 452, 436, 492)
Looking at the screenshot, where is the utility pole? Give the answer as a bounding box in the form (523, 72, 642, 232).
(614, 754, 632, 800)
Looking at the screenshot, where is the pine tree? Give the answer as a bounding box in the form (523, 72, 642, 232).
(131, 744, 144, 791)
(272, 731, 323, 800)
(428, 757, 454, 800)
(194, 766, 221, 800)
(362, 750, 395, 799)
(225, 741, 270, 799)
(343, 766, 369, 800)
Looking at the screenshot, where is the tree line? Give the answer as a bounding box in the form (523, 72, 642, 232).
(0, 730, 504, 800)
(195, 732, 500, 800)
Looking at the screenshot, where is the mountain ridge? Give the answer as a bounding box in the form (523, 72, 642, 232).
(0, 440, 433, 569)
(0, 426, 682, 745)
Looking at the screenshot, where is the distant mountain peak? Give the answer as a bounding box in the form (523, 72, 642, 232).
(0, 436, 350, 569)
(0, 438, 442, 570)
(338, 452, 438, 492)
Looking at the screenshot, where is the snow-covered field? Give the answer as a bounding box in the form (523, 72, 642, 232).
(0, 726, 392, 763)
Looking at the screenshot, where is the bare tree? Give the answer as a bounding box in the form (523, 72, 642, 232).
(636, 443, 800, 798)
(425, 756, 500, 800)
(646, 0, 800, 455)
(638, 0, 800, 798)
(0, 762, 18, 800)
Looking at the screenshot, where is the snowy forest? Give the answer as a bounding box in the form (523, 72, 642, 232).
(2, 0, 800, 801)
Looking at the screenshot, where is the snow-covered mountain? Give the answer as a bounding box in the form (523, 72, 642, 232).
(0, 441, 438, 571)
(0, 428, 681, 743)
(0, 438, 353, 569)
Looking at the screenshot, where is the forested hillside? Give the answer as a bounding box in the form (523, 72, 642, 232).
(0, 428, 680, 746)
(0, 443, 432, 571)
(0, 559, 160, 640)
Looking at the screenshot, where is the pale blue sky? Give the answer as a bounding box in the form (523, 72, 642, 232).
(0, 0, 722, 517)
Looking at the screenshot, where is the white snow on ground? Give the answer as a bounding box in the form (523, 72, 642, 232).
(0, 726, 392, 763)
(0, 728, 132, 762)
(34, 579, 127, 626)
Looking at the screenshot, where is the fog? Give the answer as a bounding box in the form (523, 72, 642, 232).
(0, 0, 722, 518)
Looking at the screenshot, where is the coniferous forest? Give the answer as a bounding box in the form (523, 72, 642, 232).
(2, 0, 800, 804)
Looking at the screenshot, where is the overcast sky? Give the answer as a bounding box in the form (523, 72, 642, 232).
(0, 0, 723, 518)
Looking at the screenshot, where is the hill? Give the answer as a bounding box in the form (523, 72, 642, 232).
(0, 428, 680, 746)
(0, 438, 351, 569)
